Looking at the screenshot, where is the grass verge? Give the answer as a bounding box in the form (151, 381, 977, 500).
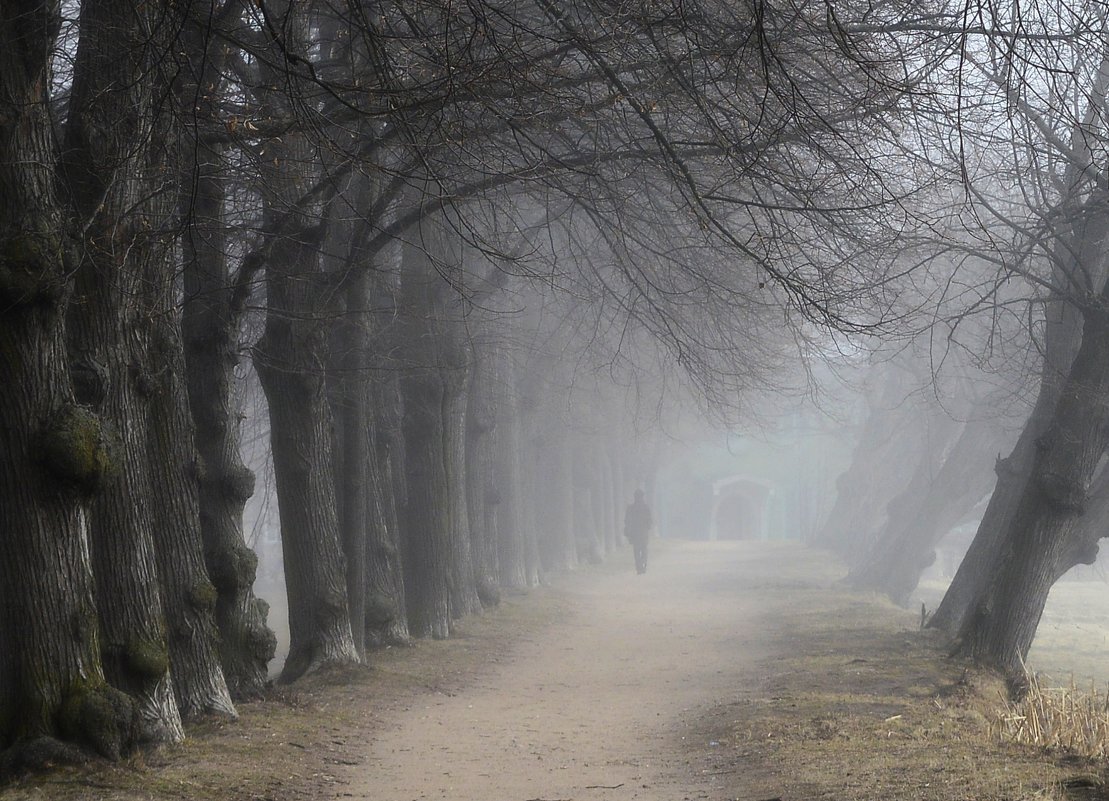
(708, 576, 1109, 801)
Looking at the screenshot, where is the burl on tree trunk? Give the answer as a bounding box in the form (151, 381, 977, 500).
(62, 0, 224, 746)
(0, 0, 136, 759)
(179, 14, 275, 700)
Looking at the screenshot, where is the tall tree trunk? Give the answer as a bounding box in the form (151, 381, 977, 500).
(954, 305, 1109, 677)
(136, 10, 238, 716)
(329, 271, 370, 658)
(63, 0, 192, 745)
(145, 302, 236, 720)
(179, 11, 275, 701)
(443, 328, 481, 618)
(928, 387, 1079, 635)
(495, 381, 530, 588)
(465, 343, 502, 605)
(929, 406, 1066, 634)
(365, 371, 411, 645)
(517, 402, 543, 588)
(930, 283, 1086, 636)
(812, 364, 925, 560)
(930, 80, 1109, 638)
(846, 415, 1011, 606)
(0, 2, 135, 757)
(254, 236, 359, 678)
(399, 362, 453, 637)
(359, 222, 409, 647)
(251, 5, 358, 679)
(182, 223, 274, 699)
(394, 226, 461, 637)
(66, 186, 184, 746)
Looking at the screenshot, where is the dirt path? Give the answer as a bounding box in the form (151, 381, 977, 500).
(2, 540, 1083, 801)
(348, 540, 779, 801)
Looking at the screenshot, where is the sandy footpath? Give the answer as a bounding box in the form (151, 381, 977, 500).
(346, 541, 778, 801)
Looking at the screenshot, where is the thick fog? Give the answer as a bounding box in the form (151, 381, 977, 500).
(8, 3, 1109, 791)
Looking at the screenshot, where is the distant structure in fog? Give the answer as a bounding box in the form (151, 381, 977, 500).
(708, 475, 774, 541)
(655, 409, 852, 541)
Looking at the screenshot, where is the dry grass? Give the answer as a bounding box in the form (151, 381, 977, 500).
(0, 580, 576, 801)
(711, 561, 1101, 801)
(8, 546, 1109, 801)
(995, 673, 1109, 759)
(1030, 579, 1109, 689)
(918, 575, 1109, 690)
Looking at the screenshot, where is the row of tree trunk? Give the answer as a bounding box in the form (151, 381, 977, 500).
(257, 215, 646, 673)
(822, 176, 1109, 683)
(0, 0, 653, 762)
(0, 0, 244, 759)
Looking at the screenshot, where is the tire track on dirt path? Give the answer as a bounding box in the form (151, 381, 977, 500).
(344, 541, 785, 801)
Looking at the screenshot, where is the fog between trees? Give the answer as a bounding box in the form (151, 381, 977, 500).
(1, 0, 1109, 765)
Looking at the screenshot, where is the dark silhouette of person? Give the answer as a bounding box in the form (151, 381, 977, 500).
(624, 489, 653, 574)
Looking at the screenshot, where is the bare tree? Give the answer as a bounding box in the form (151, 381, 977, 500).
(912, 6, 1109, 679)
(0, 0, 132, 760)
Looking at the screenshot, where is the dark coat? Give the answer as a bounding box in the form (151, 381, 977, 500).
(624, 499, 652, 542)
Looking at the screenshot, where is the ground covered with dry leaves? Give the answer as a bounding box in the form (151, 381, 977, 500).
(2, 540, 1108, 801)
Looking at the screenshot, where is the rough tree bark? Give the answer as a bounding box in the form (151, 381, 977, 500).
(929, 68, 1109, 640)
(929, 270, 1088, 637)
(63, 0, 195, 745)
(356, 219, 409, 647)
(443, 329, 482, 619)
(953, 301, 1109, 678)
(395, 228, 468, 638)
(179, 9, 275, 700)
(365, 370, 411, 646)
(398, 354, 454, 637)
(928, 342, 1082, 635)
(253, 226, 359, 679)
(128, 6, 242, 719)
(329, 270, 370, 659)
(181, 249, 273, 692)
(250, 4, 359, 680)
(0, 0, 136, 758)
(1065, 465, 1109, 571)
(144, 283, 236, 720)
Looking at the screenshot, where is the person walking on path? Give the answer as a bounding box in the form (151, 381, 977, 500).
(624, 490, 653, 574)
